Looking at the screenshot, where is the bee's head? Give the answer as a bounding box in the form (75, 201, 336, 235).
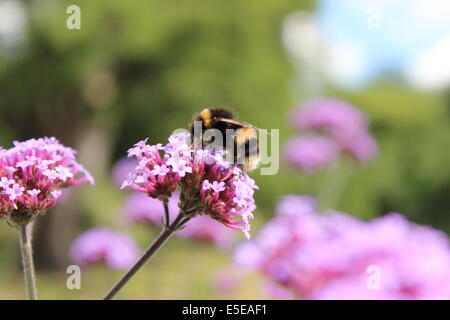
(199, 108, 213, 128)
(198, 108, 234, 127)
(190, 108, 212, 140)
(190, 107, 236, 142)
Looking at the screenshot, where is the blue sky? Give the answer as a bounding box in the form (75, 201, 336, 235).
(316, 0, 450, 89)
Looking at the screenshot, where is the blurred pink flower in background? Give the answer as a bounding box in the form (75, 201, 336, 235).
(70, 227, 140, 270)
(211, 267, 243, 295)
(178, 215, 235, 248)
(111, 157, 138, 189)
(121, 192, 179, 225)
(264, 282, 295, 300)
(234, 194, 450, 300)
(284, 98, 378, 171)
(283, 135, 338, 172)
(121, 192, 235, 248)
(339, 132, 378, 163)
(291, 98, 369, 134)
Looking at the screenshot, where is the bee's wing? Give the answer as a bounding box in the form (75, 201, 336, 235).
(214, 117, 271, 135)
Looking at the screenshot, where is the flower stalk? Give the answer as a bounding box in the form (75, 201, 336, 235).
(162, 198, 170, 228)
(103, 132, 259, 299)
(103, 206, 191, 300)
(18, 223, 37, 300)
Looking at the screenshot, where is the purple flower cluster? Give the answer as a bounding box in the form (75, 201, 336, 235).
(121, 192, 235, 248)
(121, 132, 258, 239)
(284, 98, 378, 172)
(235, 195, 450, 300)
(0, 137, 93, 221)
(70, 227, 140, 270)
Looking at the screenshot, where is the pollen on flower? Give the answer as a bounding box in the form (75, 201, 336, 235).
(121, 132, 259, 238)
(0, 137, 94, 223)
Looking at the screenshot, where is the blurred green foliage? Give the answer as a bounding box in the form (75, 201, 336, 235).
(339, 81, 450, 231)
(0, 0, 310, 211)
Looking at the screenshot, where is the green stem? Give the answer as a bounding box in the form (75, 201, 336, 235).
(19, 223, 38, 300)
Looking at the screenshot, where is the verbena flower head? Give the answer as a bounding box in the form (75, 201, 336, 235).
(0, 137, 94, 223)
(235, 195, 450, 300)
(70, 227, 140, 270)
(286, 98, 378, 169)
(121, 132, 258, 239)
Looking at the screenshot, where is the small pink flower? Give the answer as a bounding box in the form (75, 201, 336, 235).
(171, 160, 192, 177)
(210, 181, 226, 193)
(202, 180, 212, 190)
(27, 189, 41, 197)
(6, 184, 25, 201)
(151, 164, 169, 176)
(55, 165, 74, 182)
(0, 177, 14, 189)
(43, 169, 58, 180)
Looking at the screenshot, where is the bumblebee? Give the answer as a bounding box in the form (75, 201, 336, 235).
(190, 108, 267, 172)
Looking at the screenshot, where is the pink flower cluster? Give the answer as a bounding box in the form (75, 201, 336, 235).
(284, 98, 378, 172)
(0, 137, 94, 219)
(121, 192, 235, 248)
(70, 227, 140, 270)
(235, 195, 450, 300)
(121, 132, 258, 239)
